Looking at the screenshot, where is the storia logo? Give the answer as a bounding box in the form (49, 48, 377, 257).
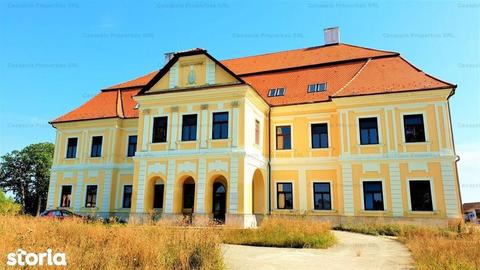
(6, 249, 67, 266)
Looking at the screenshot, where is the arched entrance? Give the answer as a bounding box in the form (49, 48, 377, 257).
(252, 169, 266, 214)
(182, 177, 195, 218)
(212, 182, 227, 223)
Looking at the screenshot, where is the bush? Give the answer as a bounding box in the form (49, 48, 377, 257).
(0, 190, 21, 215)
(222, 217, 336, 248)
(0, 215, 224, 269)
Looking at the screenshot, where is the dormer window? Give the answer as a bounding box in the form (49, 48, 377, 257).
(307, 83, 327, 93)
(268, 88, 286, 97)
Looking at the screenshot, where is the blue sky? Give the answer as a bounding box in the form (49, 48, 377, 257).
(0, 1, 478, 202)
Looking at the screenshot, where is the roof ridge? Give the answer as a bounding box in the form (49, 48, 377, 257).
(221, 43, 397, 62)
(332, 58, 371, 97)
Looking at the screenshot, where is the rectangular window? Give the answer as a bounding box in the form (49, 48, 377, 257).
(60, 185, 72, 207)
(66, 138, 78, 158)
(404, 114, 426, 143)
(311, 123, 328, 148)
(409, 180, 433, 211)
(363, 181, 384, 211)
(127, 135, 137, 157)
(307, 83, 327, 93)
(359, 117, 379, 145)
(314, 183, 331, 210)
(276, 126, 291, 150)
(212, 112, 228, 140)
(182, 114, 197, 141)
(267, 88, 286, 97)
(153, 184, 165, 209)
(152, 116, 168, 143)
(85, 185, 97, 208)
(90, 136, 103, 157)
(122, 185, 132, 208)
(255, 120, 260, 145)
(277, 183, 293, 209)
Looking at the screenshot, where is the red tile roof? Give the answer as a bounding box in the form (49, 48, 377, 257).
(51, 88, 141, 123)
(51, 43, 455, 124)
(222, 43, 398, 75)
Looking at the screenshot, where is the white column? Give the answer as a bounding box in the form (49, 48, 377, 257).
(441, 160, 460, 218)
(135, 160, 147, 213)
(74, 171, 84, 211)
(299, 169, 307, 211)
(142, 115, 150, 151)
(165, 159, 176, 213)
(389, 163, 403, 216)
(232, 106, 239, 147)
(229, 156, 238, 213)
(200, 107, 208, 148)
(342, 163, 354, 215)
(102, 170, 113, 213)
(170, 111, 178, 150)
(197, 158, 207, 213)
(47, 171, 57, 208)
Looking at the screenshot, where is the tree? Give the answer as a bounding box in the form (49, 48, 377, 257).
(0, 142, 54, 215)
(0, 190, 21, 215)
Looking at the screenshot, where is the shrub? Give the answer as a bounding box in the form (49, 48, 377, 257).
(0, 190, 21, 215)
(222, 217, 336, 248)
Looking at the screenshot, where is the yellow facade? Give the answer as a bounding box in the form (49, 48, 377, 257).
(48, 50, 462, 227)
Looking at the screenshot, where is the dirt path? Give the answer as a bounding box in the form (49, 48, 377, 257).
(222, 230, 414, 270)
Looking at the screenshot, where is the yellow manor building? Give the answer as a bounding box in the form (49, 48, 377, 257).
(48, 29, 462, 227)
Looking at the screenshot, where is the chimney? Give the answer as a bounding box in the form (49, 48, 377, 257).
(164, 52, 175, 64)
(324, 27, 340, 45)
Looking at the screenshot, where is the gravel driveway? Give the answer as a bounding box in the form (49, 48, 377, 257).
(222, 230, 414, 270)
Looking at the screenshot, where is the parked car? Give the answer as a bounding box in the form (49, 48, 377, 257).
(40, 209, 83, 219)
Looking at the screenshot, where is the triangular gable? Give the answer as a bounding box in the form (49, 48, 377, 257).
(138, 49, 245, 95)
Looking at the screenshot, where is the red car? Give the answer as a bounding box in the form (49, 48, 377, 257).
(40, 209, 83, 219)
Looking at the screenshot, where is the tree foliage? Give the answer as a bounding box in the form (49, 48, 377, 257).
(0, 190, 21, 215)
(0, 142, 54, 215)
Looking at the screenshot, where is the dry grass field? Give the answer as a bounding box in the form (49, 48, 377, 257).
(334, 223, 480, 270)
(222, 217, 336, 248)
(0, 215, 224, 270)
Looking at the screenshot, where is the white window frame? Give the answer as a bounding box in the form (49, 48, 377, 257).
(89, 134, 104, 158)
(308, 121, 331, 150)
(125, 134, 138, 158)
(209, 110, 231, 141)
(312, 180, 334, 211)
(273, 123, 293, 151)
(274, 180, 295, 210)
(151, 114, 170, 144)
(59, 184, 74, 208)
(357, 114, 382, 146)
(400, 111, 429, 144)
(119, 183, 133, 209)
(406, 178, 437, 212)
(360, 179, 387, 211)
(179, 112, 199, 142)
(84, 184, 98, 208)
(65, 136, 79, 159)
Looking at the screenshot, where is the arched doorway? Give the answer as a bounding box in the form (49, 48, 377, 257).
(182, 177, 195, 218)
(212, 182, 226, 223)
(252, 169, 266, 214)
